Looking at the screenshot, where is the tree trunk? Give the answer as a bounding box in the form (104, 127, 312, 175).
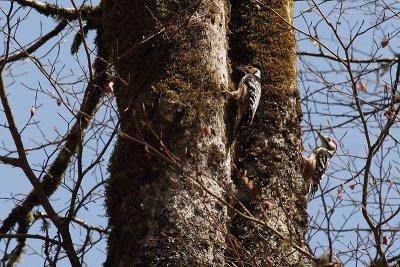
(102, 0, 306, 266)
(103, 1, 231, 265)
(229, 0, 307, 265)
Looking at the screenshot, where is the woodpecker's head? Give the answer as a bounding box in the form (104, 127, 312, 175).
(236, 65, 261, 79)
(317, 131, 337, 152)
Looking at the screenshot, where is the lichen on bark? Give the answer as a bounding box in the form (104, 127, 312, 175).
(228, 0, 307, 265)
(102, 0, 306, 265)
(103, 0, 232, 265)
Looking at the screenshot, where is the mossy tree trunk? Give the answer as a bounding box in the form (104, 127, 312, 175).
(229, 0, 307, 265)
(102, 0, 306, 266)
(103, 1, 231, 265)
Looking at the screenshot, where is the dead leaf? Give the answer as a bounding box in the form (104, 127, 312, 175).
(200, 126, 214, 137)
(239, 170, 252, 189)
(384, 106, 396, 118)
(266, 258, 273, 267)
(263, 201, 274, 210)
(337, 186, 344, 199)
(239, 170, 261, 199)
(381, 36, 389, 48)
(103, 81, 114, 93)
(359, 82, 366, 92)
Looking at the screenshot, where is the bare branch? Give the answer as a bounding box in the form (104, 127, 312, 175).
(0, 20, 68, 64)
(13, 0, 101, 23)
(297, 51, 398, 64)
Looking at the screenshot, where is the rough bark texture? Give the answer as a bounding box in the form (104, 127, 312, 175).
(228, 0, 307, 265)
(103, 1, 231, 265)
(103, 0, 306, 265)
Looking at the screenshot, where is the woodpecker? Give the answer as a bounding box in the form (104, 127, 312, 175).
(225, 66, 261, 147)
(303, 132, 337, 199)
(231, 66, 262, 129)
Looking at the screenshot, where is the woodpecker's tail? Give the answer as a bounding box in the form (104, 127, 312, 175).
(227, 111, 251, 148)
(237, 111, 251, 130)
(308, 184, 318, 200)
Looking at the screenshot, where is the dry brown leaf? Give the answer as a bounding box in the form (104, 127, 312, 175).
(384, 106, 396, 118)
(337, 187, 344, 199)
(265, 258, 273, 267)
(239, 170, 252, 189)
(263, 201, 274, 210)
(381, 36, 389, 48)
(103, 81, 114, 93)
(359, 82, 366, 92)
(200, 126, 214, 137)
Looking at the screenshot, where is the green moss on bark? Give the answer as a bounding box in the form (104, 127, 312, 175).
(103, 1, 231, 266)
(228, 0, 306, 265)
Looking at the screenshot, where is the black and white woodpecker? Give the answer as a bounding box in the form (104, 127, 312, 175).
(303, 132, 337, 199)
(226, 65, 262, 136)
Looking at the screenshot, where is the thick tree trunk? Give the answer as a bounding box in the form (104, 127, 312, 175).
(103, 0, 306, 265)
(103, 1, 231, 265)
(228, 0, 307, 265)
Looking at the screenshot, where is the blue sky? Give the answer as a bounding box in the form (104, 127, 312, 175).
(2, 0, 400, 266)
(295, 0, 400, 264)
(1, 1, 108, 266)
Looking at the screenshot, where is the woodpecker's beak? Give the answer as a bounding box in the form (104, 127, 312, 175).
(235, 66, 248, 73)
(316, 130, 328, 146)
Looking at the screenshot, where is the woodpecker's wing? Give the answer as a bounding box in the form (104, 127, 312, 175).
(236, 78, 248, 112)
(309, 147, 334, 198)
(238, 74, 262, 127)
(245, 75, 262, 113)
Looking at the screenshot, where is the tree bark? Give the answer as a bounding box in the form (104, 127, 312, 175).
(103, 0, 306, 266)
(228, 0, 307, 265)
(103, 1, 231, 265)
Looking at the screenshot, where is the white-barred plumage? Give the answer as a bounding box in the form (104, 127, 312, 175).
(303, 133, 337, 199)
(229, 66, 262, 128)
